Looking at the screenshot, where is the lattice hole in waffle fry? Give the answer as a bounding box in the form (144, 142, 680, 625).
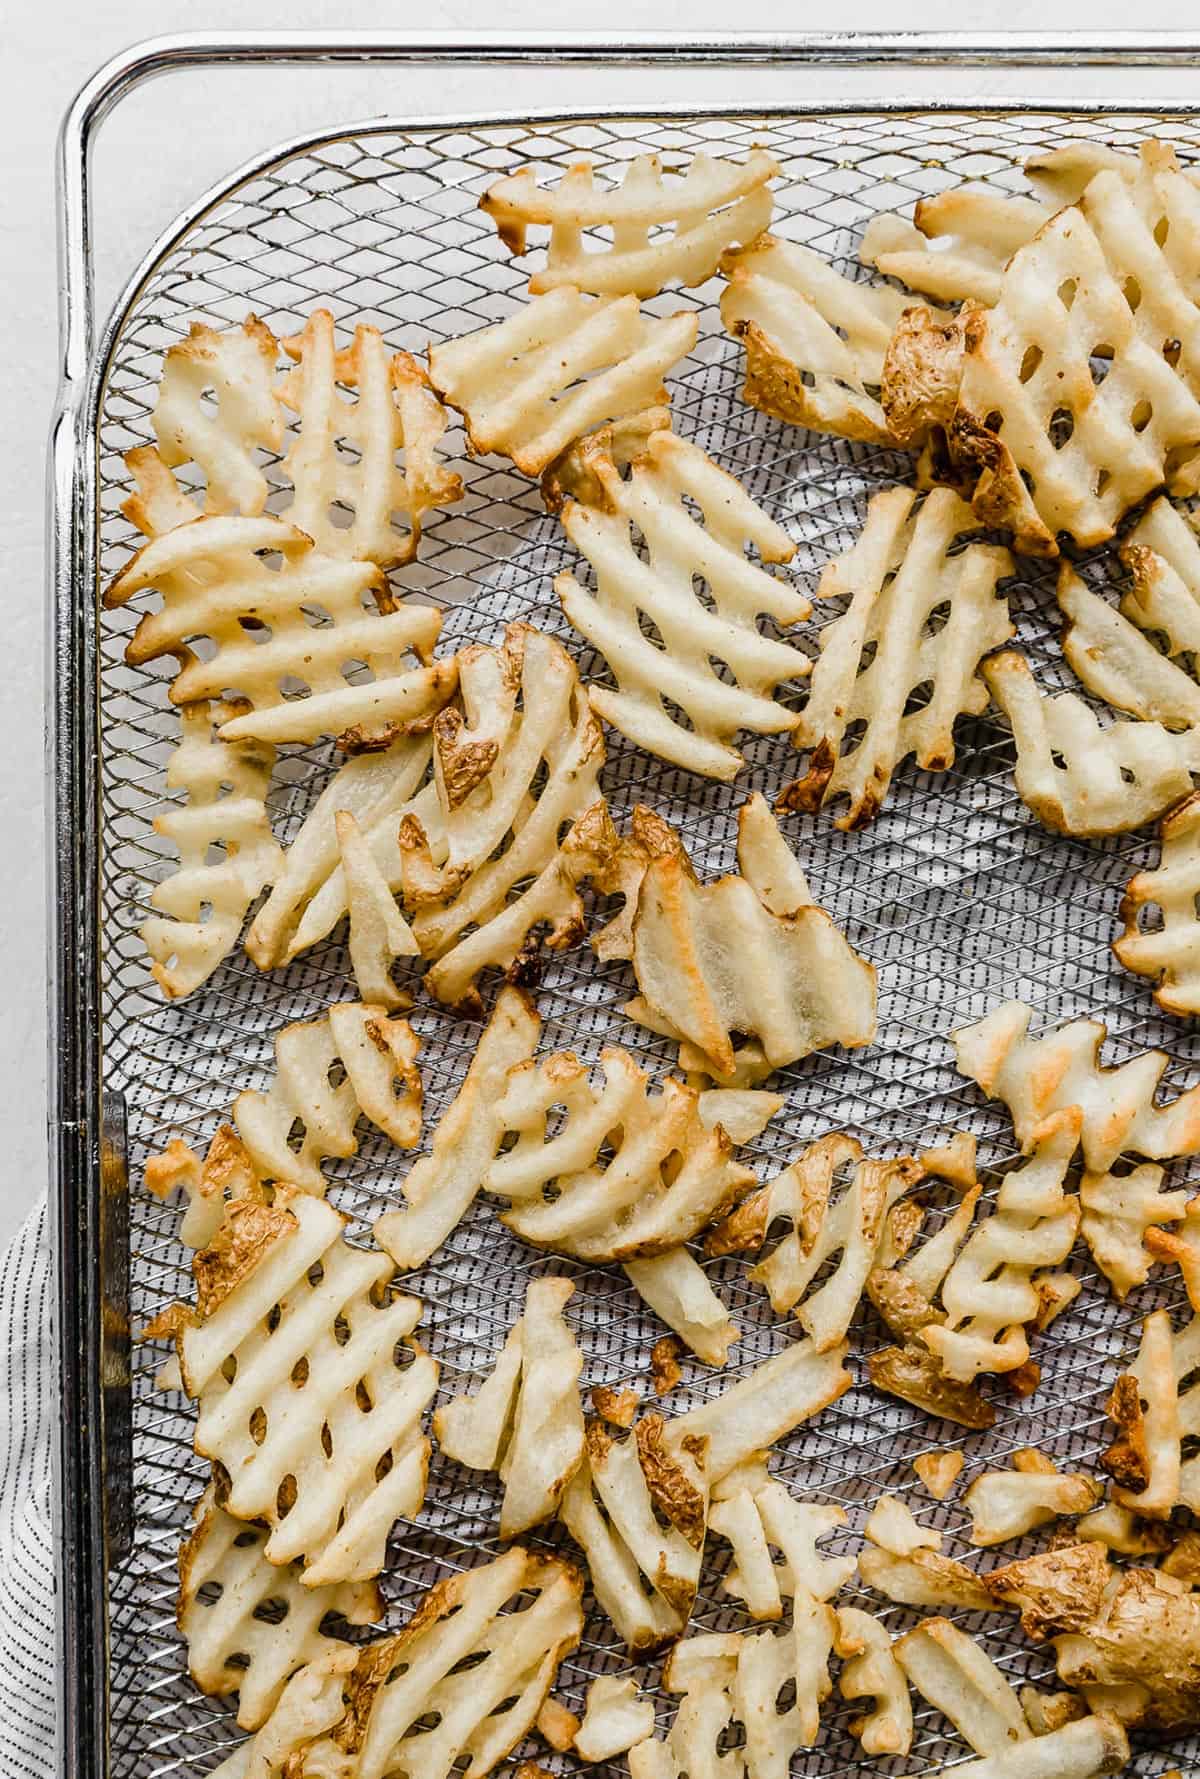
(554, 431, 810, 781)
(719, 231, 917, 445)
(707, 1456, 855, 1622)
(778, 486, 1013, 828)
(147, 1187, 438, 1585)
(179, 1482, 379, 1730)
(1115, 789, 1200, 1016)
(434, 1276, 584, 1539)
(148, 315, 282, 517)
(140, 698, 283, 1000)
(232, 1002, 422, 1192)
(560, 1416, 708, 1651)
(481, 149, 778, 298)
(104, 514, 456, 748)
(983, 650, 1198, 836)
(427, 289, 697, 476)
(963, 1450, 1102, 1547)
(278, 309, 461, 567)
(953, 997, 1200, 1172)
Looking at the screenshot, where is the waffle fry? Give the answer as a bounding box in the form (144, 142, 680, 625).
(1058, 565, 1200, 730)
(554, 430, 810, 781)
(1120, 495, 1200, 662)
(481, 149, 778, 298)
(622, 1250, 739, 1366)
(485, 1047, 756, 1262)
(179, 1483, 379, 1730)
(1115, 790, 1200, 1016)
(147, 1188, 438, 1584)
(780, 486, 1013, 827)
(1144, 1196, 1200, 1308)
(573, 1676, 656, 1762)
(298, 1547, 583, 1779)
(278, 309, 461, 566)
(150, 316, 282, 515)
(210, 1645, 359, 1779)
(708, 1457, 855, 1622)
(104, 515, 455, 746)
(433, 1277, 584, 1538)
(963, 1451, 1102, 1547)
(859, 188, 1048, 306)
(145, 1125, 261, 1252)
(665, 1336, 851, 1482)
(233, 1002, 422, 1191)
(1080, 1159, 1188, 1298)
(427, 289, 697, 476)
(719, 232, 913, 443)
(708, 1135, 923, 1350)
(1102, 1308, 1200, 1518)
(335, 810, 419, 1008)
(953, 998, 1200, 1171)
(895, 1616, 1031, 1754)
(858, 1496, 993, 1611)
(560, 1417, 708, 1651)
(374, 986, 540, 1270)
(141, 699, 283, 999)
(983, 650, 1197, 836)
(834, 1607, 912, 1757)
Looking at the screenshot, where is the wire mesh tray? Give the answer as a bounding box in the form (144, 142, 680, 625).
(54, 38, 1200, 1779)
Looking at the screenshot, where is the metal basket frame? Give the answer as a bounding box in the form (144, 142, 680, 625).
(49, 33, 1200, 1779)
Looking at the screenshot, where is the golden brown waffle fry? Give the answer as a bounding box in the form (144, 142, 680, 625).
(913, 1451, 964, 1500)
(145, 1126, 261, 1252)
(554, 430, 810, 781)
(719, 231, 915, 443)
(179, 1483, 379, 1730)
(859, 1496, 993, 1611)
(427, 289, 697, 476)
(963, 1450, 1102, 1547)
(481, 149, 777, 298)
(1102, 1308, 1200, 1519)
(1115, 789, 1200, 1016)
(105, 515, 455, 746)
(834, 1607, 912, 1757)
(708, 1457, 854, 1622)
(149, 316, 282, 516)
(141, 699, 283, 999)
(1079, 1158, 1188, 1299)
(779, 487, 1013, 828)
(278, 309, 461, 566)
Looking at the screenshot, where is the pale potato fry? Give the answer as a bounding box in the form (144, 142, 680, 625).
(149, 315, 282, 516)
(105, 515, 456, 747)
(146, 1187, 438, 1584)
(1120, 494, 1200, 661)
(1058, 564, 1200, 730)
(665, 1337, 851, 1482)
(860, 187, 1047, 305)
(859, 1496, 993, 1611)
(628, 1634, 738, 1779)
(279, 309, 461, 566)
(779, 487, 1013, 827)
(1080, 1158, 1187, 1298)
(834, 1606, 912, 1757)
(895, 1616, 1031, 1754)
(953, 997, 1200, 1171)
(298, 1548, 583, 1779)
(122, 442, 206, 538)
(719, 232, 915, 443)
(573, 1675, 656, 1762)
(963, 1451, 1102, 1547)
(145, 1125, 261, 1251)
(708, 1134, 922, 1350)
(1025, 136, 1200, 204)
(921, 1716, 1129, 1778)
(374, 985, 540, 1269)
(335, 810, 419, 1008)
(555, 430, 810, 781)
(914, 1451, 964, 1500)
(622, 1250, 739, 1366)
(233, 1002, 421, 1191)
(1116, 790, 1200, 1017)
(1072, 1501, 1173, 1558)
(560, 1417, 708, 1651)
(708, 1459, 854, 1620)
(210, 1645, 360, 1779)
(141, 699, 283, 999)
(983, 649, 1198, 837)
(434, 1277, 584, 1539)
(428, 289, 697, 476)
(1145, 1195, 1200, 1307)
(179, 1483, 378, 1730)
(482, 149, 777, 298)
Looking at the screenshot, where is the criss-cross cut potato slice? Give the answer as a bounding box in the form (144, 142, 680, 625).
(232, 1001, 422, 1191)
(858, 1495, 993, 1611)
(708, 1457, 855, 1621)
(984, 649, 1197, 836)
(963, 1450, 1102, 1547)
(834, 1607, 912, 1757)
(1144, 1196, 1200, 1308)
(179, 1483, 379, 1730)
(210, 1644, 360, 1779)
(149, 315, 282, 516)
(1102, 1308, 1200, 1519)
(1054, 1564, 1200, 1734)
(895, 1615, 1032, 1755)
(778, 486, 1013, 827)
(141, 698, 283, 999)
(573, 1676, 655, 1763)
(427, 289, 697, 476)
(145, 1125, 261, 1252)
(334, 810, 419, 1008)
(719, 232, 916, 444)
(665, 1337, 851, 1483)
(627, 1634, 740, 1779)
(146, 1187, 438, 1584)
(560, 1416, 708, 1651)
(622, 1251, 739, 1366)
(434, 1277, 584, 1538)
(920, 1111, 1080, 1383)
(554, 430, 810, 782)
(709, 1134, 922, 1350)
(374, 986, 540, 1270)
(485, 1047, 756, 1263)
(1080, 1157, 1187, 1298)
(860, 187, 1049, 306)
(1116, 789, 1200, 1016)
(954, 997, 1200, 1172)
(104, 515, 456, 747)
(1058, 565, 1200, 732)
(278, 309, 461, 567)
(298, 1547, 583, 1779)
(481, 149, 778, 298)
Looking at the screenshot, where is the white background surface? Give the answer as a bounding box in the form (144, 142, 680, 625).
(3, 0, 1196, 1249)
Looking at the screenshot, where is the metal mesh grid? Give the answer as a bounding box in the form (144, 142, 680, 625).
(92, 106, 1200, 1777)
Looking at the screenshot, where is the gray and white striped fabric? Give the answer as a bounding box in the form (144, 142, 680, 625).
(0, 1200, 56, 1773)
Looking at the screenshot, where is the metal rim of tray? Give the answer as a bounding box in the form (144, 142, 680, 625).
(49, 33, 1200, 1778)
